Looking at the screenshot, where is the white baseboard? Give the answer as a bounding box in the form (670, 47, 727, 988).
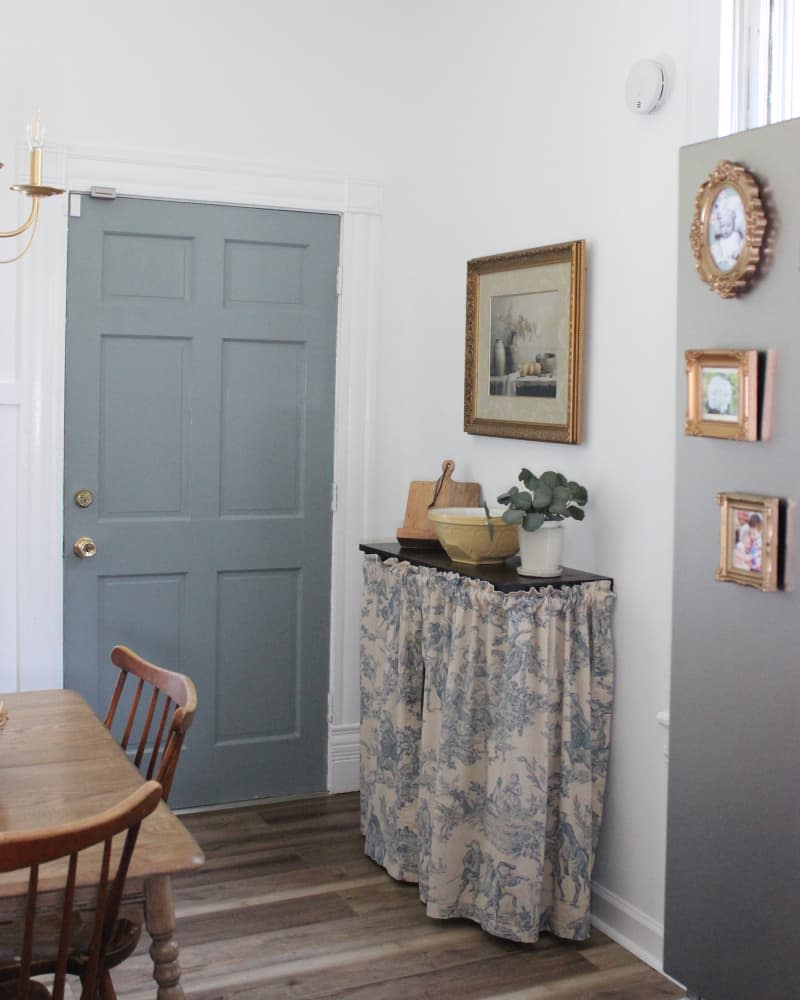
(591, 880, 669, 975)
(327, 722, 360, 793)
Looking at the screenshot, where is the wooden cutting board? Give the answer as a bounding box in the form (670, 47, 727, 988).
(396, 459, 482, 548)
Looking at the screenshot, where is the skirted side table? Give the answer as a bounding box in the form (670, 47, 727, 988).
(359, 542, 616, 943)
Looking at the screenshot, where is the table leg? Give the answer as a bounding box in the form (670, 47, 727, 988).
(144, 874, 184, 1000)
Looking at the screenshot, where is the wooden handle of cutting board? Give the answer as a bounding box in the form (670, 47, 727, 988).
(396, 459, 482, 546)
(429, 459, 456, 507)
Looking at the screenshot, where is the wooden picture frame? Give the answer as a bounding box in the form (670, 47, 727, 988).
(689, 160, 767, 298)
(716, 491, 780, 591)
(464, 240, 585, 444)
(684, 348, 758, 441)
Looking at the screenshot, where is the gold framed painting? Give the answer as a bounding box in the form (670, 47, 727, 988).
(715, 491, 780, 592)
(464, 240, 585, 444)
(689, 160, 767, 298)
(684, 348, 758, 441)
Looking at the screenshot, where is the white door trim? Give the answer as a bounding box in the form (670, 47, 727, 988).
(17, 145, 381, 792)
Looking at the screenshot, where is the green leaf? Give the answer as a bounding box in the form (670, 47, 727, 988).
(540, 470, 566, 488)
(502, 508, 525, 525)
(568, 483, 588, 505)
(567, 506, 585, 521)
(531, 482, 553, 510)
(522, 511, 546, 532)
(515, 491, 532, 512)
(519, 468, 538, 491)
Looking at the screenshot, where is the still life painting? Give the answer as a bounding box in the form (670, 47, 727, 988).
(464, 241, 585, 443)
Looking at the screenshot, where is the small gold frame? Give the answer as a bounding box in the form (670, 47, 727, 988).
(464, 240, 585, 444)
(690, 160, 766, 298)
(716, 491, 779, 591)
(685, 349, 758, 441)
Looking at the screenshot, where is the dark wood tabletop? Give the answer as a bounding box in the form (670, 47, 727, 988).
(359, 541, 612, 593)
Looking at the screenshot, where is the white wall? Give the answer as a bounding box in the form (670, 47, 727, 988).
(0, 0, 720, 970)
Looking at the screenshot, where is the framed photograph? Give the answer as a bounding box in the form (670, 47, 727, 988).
(689, 160, 767, 298)
(464, 240, 585, 444)
(716, 491, 780, 591)
(684, 348, 758, 440)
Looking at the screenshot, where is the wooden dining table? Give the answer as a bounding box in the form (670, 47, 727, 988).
(0, 689, 205, 999)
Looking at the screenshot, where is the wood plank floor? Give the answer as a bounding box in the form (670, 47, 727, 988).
(110, 792, 685, 999)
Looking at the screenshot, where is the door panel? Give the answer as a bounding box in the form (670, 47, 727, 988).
(100, 335, 191, 515)
(64, 195, 339, 808)
(215, 568, 300, 740)
(219, 339, 304, 513)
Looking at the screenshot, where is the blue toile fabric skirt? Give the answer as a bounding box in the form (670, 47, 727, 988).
(359, 554, 616, 943)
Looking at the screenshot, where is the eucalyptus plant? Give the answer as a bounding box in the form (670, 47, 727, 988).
(497, 468, 588, 533)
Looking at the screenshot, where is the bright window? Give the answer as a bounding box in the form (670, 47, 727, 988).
(719, 0, 800, 134)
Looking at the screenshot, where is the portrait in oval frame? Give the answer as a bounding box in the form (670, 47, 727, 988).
(690, 160, 767, 298)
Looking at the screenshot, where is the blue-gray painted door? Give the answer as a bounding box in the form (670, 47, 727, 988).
(63, 195, 339, 808)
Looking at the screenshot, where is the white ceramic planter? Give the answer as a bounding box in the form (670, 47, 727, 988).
(517, 522, 564, 577)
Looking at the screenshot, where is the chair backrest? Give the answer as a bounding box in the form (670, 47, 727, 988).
(104, 645, 197, 802)
(0, 781, 162, 1000)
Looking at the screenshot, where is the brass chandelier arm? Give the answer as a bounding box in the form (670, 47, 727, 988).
(0, 200, 40, 264)
(0, 197, 39, 239)
(0, 116, 64, 264)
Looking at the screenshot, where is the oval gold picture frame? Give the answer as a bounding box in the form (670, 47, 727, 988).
(689, 160, 767, 298)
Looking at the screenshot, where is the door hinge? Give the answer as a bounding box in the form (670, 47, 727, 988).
(336, 266, 343, 296)
(331, 482, 338, 512)
(90, 186, 117, 200)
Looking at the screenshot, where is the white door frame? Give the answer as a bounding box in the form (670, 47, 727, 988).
(16, 145, 381, 792)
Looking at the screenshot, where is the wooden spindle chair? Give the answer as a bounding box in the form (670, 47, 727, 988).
(0, 780, 162, 1000)
(104, 645, 197, 802)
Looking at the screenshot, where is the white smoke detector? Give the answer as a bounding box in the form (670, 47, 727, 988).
(626, 60, 666, 114)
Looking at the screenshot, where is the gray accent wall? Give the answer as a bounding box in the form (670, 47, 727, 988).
(664, 119, 800, 999)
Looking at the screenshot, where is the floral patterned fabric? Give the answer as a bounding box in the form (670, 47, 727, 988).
(360, 554, 616, 943)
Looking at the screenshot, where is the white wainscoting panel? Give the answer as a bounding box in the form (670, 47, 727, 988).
(0, 400, 17, 691)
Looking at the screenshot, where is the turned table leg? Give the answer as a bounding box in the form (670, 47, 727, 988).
(144, 874, 184, 1000)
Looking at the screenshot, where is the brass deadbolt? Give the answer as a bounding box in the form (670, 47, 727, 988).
(74, 489, 94, 508)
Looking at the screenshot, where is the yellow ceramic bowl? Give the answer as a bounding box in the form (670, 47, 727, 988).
(427, 507, 519, 564)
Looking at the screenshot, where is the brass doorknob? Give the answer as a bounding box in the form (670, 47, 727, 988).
(73, 537, 97, 559)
